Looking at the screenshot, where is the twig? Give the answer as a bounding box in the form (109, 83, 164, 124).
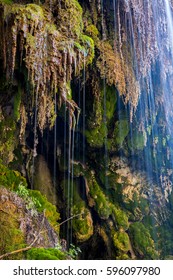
(0, 213, 46, 260)
(0, 212, 82, 259)
(59, 213, 82, 226)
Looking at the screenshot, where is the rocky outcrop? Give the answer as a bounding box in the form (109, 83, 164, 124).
(0, 187, 58, 259)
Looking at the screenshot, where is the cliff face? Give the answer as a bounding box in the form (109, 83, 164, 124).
(1, 0, 173, 260)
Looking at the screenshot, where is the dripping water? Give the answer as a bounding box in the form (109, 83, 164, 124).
(82, 53, 86, 167)
(69, 125, 75, 245)
(67, 108, 72, 247)
(62, 100, 67, 240)
(101, 0, 109, 190)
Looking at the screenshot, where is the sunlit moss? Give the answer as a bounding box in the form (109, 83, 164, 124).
(28, 190, 60, 232)
(129, 222, 159, 259)
(80, 34, 95, 64)
(27, 248, 67, 260)
(87, 172, 112, 219)
(0, 162, 27, 190)
(112, 206, 129, 231)
(112, 230, 130, 252)
(85, 24, 99, 42)
(55, 0, 83, 38)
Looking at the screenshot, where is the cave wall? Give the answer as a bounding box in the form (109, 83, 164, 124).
(1, 0, 173, 260)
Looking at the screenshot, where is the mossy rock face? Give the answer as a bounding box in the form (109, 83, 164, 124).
(72, 183, 93, 242)
(85, 122, 107, 147)
(108, 118, 129, 151)
(0, 109, 17, 164)
(85, 85, 117, 148)
(72, 205, 93, 242)
(86, 171, 112, 219)
(111, 206, 129, 231)
(55, 0, 83, 38)
(0, 187, 59, 259)
(62, 179, 93, 242)
(0, 161, 27, 190)
(129, 222, 159, 259)
(112, 230, 130, 253)
(1, 1, 94, 135)
(28, 189, 60, 232)
(0, 161, 60, 233)
(0, 197, 25, 259)
(85, 24, 99, 42)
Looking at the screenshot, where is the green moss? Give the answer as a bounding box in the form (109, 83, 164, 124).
(27, 248, 67, 260)
(66, 82, 72, 100)
(129, 222, 159, 259)
(85, 122, 107, 147)
(112, 206, 129, 231)
(72, 205, 93, 242)
(28, 190, 60, 231)
(112, 230, 130, 252)
(85, 24, 99, 42)
(73, 162, 84, 177)
(80, 34, 95, 64)
(112, 119, 129, 147)
(87, 172, 112, 219)
(74, 42, 85, 53)
(104, 86, 117, 122)
(25, 4, 45, 20)
(26, 33, 35, 48)
(0, 162, 27, 190)
(0, 208, 25, 259)
(0, 162, 59, 231)
(13, 84, 22, 121)
(56, 0, 83, 38)
(85, 85, 116, 148)
(0, 0, 12, 4)
(63, 179, 93, 242)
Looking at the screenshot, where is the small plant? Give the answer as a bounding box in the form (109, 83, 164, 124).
(16, 183, 29, 198)
(67, 244, 81, 259)
(16, 183, 41, 216)
(26, 243, 82, 260)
